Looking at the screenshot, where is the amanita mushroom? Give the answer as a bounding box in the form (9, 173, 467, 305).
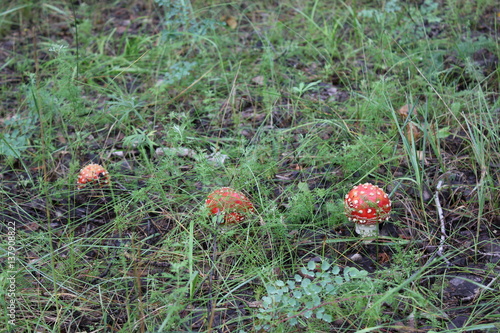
(344, 183, 391, 238)
(77, 163, 110, 189)
(205, 187, 254, 224)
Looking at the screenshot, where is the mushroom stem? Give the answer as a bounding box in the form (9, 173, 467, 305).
(354, 223, 379, 239)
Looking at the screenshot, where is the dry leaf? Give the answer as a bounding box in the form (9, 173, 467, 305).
(57, 132, 67, 144)
(405, 121, 422, 143)
(416, 150, 429, 165)
(398, 104, 410, 119)
(225, 16, 237, 29)
(251, 75, 264, 85)
(378, 252, 390, 264)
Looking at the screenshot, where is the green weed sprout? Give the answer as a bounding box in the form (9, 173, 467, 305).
(256, 259, 369, 330)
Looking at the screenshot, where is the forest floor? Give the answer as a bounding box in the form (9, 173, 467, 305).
(0, 1, 499, 332)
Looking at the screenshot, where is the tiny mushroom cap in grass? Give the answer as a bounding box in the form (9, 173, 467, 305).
(205, 187, 254, 224)
(77, 163, 110, 189)
(344, 183, 391, 238)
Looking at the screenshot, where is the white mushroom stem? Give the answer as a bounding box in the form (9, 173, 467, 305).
(355, 223, 379, 238)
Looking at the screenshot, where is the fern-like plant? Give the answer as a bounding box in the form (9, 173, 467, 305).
(256, 259, 370, 330)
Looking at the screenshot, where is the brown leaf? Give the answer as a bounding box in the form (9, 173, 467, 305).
(378, 252, 390, 264)
(398, 104, 410, 119)
(416, 150, 429, 165)
(225, 16, 237, 29)
(251, 75, 264, 85)
(405, 121, 422, 143)
(22, 222, 41, 231)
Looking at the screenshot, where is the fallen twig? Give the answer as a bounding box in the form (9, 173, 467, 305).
(434, 180, 451, 265)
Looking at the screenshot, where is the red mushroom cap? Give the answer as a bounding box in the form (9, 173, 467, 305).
(344, 183, 391, 225)
(205, 187, 254, 224)
(77, 163, 110, 189)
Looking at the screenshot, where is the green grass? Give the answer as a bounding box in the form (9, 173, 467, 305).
(1, 0, 499, 332)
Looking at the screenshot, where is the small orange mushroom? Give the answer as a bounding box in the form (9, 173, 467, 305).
(77, 163, 110, 189)
(205, 187, 254, 224)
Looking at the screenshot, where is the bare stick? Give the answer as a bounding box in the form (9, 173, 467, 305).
(435, 180, 450, 265)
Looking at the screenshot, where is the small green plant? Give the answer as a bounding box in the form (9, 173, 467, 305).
(155, 0, 220, 41)
(358, 0, 442, 44)
(0, 114, 38, 159)
(108, 95, 146, 124)
(123, 128, 158, 156)
(291, 80, 321, 97)
(286, 182, 315, 223)
(150, 260, 199, 331)
(358, 0, 401, 20)
(156, 61, 198, 88)
(336, 134, 392, 177)
(256, 259, 369, 330)
(286, 182, 328, 224)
